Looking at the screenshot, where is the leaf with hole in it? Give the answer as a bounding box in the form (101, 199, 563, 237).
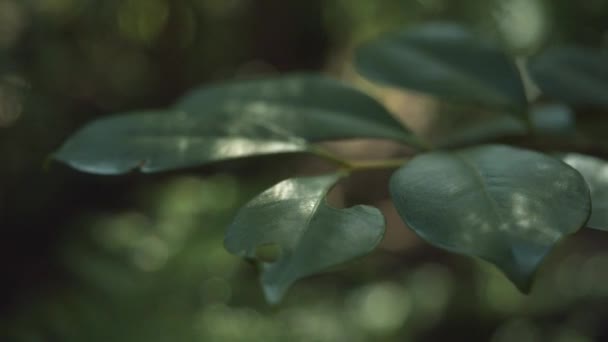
(224, 173, 385, 304)
(562, 153, 608, 231)
(528, 46, 608, 107)
(54, 74, 420, 174)
(390, 145, 591, 291)
(355, 22, 527, 113)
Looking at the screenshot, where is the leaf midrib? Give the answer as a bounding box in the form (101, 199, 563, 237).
(264, 177, 338, 287)
(454, 153, 508, 232)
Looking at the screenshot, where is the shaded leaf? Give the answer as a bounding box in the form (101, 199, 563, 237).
(390, 145, 590, 291)
(562, 153, 608, 231)
(225, 173, 385, 304)
(55, 74, 420, 174)
(528, 46, 608, 107)
(432, 104, 574, 148)
(355, 22, 527, 113)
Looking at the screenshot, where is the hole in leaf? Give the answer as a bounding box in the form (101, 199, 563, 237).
(255, 243, 281, 263)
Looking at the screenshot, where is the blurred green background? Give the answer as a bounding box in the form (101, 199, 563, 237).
(2, 0, 608, 341)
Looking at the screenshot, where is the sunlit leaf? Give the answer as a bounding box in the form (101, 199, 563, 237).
(54, 74, 420, 174)
(54, 109, 309, 174)
(355, 22, 527, 113)
(562, 153, 608, 231)
(528, 46, 608, 107)
(390, 145, 590, 291)
(225, 173, 385, 304)
(175, 74, 418, 144)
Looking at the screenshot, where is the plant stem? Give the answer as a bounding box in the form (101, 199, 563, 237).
(311, 146, 408, 171)
(309, 147, 353, 168)
(344, 158, 408, 171)
(409, 136, 435, 152)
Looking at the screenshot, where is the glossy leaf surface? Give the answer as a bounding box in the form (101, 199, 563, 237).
(390, 145, 590, 291)
(528, 46, 608, 107)
(54, 109, 308, 174)
(355, 23, 527, 112)
(175, 74, 415, 144)
(563, 153, 608, 231)
(225, 174, 385, 304)
(55, 75, 418, 174)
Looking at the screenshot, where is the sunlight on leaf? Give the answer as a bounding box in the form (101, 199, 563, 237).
(224, 173, 385, 304)
(54, 74, 421, 174)
(175, 74, 417, 144)
(54, 109, 308, 174)
(390, 145, 591, 291)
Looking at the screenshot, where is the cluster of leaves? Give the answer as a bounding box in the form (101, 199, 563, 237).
(54, 22, 608, 304)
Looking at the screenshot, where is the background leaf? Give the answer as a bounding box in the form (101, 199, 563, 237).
(431, 104, 574, 148)
(390, 145, 591, 291)
(528, 46, 608, 107)
(224, 173, 386, 304)
(355, 22, 527, 113)
(54, 74, 419, 174)
(562, 153, 608, 231)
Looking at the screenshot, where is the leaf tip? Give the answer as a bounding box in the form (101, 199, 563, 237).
(498, 243, 553, 294)
(262, 280, 290, 305)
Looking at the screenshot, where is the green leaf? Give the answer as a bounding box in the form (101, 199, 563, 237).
(54, 74, 420, 174)
(355, 22, 527, 113)
(54, 109, 308, 174)
(175, 74, 416, 144)
(562, 153, 608, 231)
(528, 46, 608, 107)
(225, 173, 385, 304)
(432, 104, 574, 148)
(390, 145, 591, 291)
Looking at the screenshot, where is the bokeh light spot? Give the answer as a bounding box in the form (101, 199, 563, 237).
(117, 0, 169, 45)
(347, 282, 412, 335)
